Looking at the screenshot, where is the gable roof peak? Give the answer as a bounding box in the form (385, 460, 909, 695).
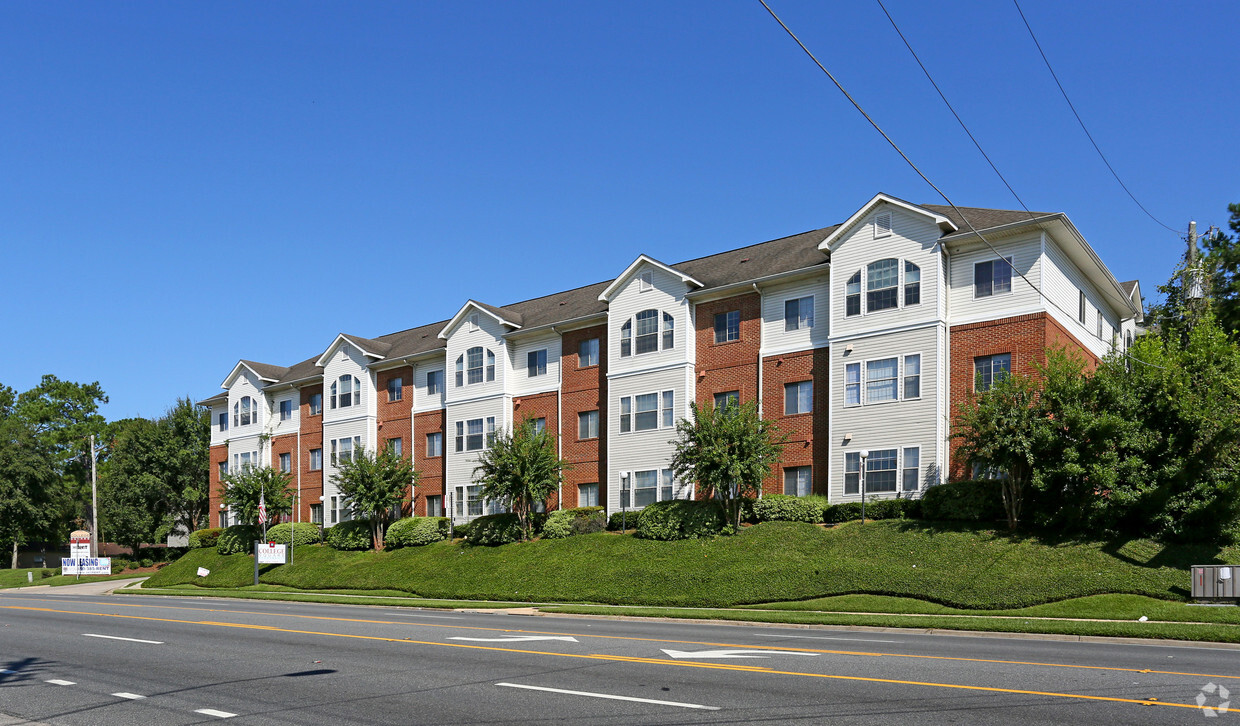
(597, 254, 704, 302)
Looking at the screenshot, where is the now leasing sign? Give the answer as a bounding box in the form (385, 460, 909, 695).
(61, 558, 111, 576)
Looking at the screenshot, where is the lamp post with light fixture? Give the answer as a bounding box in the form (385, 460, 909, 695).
(859, 450, 869, 524)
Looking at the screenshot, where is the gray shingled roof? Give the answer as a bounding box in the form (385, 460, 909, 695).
(1119, 280, 1139, 297)
(212, 202, 1055, 397)
(339, 333, 392, 357)
(240, 360, 290, 381)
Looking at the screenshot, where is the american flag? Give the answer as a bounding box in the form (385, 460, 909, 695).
(258, 491, 267, 524)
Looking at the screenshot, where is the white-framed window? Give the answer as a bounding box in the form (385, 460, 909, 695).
(426, 432, 443, 457)
(330, 496, 339, 525)
(662, 312, 675, 350)
(233, 396, 255, 427)
(904, 261, 921, 306)
(635, 309, 659, 354)
(218, 461, 228, 477)
(903, 447, 920, 491)
(784, 466, 811, 497)
(903, 354, 921, 399)
(527, 349, 547, 377)
(456, 419, 487, 452)
(1078, 290, 1086, 323)
(331, 375, 361, 409)
(531, 417, 546, 435)
(845, 272, 861, 317)
(974, 353, 1011, 392)
(578, 410, 598, 439)
(844, 452, 860, 494)
(874, 211, 893, 237)
(867, 449, 898, 492)
(330, 436, 362, 466)
(425, 495, 443, 518)
(579, 338, 599, 367)
(426, 370, 443, 395)
(1097, 314, 1104, 340)
(467, 347, 484, 385)
(578, 483, 599, 507)
(310, 504, 323, 525)
(628, 468, 676, 508)
(865, 358, 898, 404)
(220, 510, 230, 528)
(639, 270, 654, 291)
(784, 296, 814, 331)
(844, 363, 861, 407)
(218, 412, 228, 432)
(974, 257, 1014, 298)
(620, 320, 632, 357)
(714, 390, 739, 411)
(866, 259, 899, 312)
(387, 376, 403, 402)
(714, 310, 740, 343)
(619, 390, 674, 433)
(309, 392, 322, 415)
(388, 437, 403, 457)
(309, 448, 322, 471)
(279, 399, 293, 421)
(279, 452, 291, 473)
(784, 380, 812, 415)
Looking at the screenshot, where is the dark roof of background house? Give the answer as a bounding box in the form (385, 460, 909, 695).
(240, 360, 290, 381)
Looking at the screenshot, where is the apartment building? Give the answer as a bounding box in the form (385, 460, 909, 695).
(199, 193, 1143, 527)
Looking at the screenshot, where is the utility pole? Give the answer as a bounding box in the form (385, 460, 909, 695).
(90, 434, 100, 558)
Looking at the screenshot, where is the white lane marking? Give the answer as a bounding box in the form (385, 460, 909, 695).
(752, 633, 900, 644)
(496, 682, 719, 710)
(391, 613, 462, 619)
(83, 633, 164, 645)
(660, 648, 819, 659)
(45, 679, 76, 685)
(112, 692, 145, 699)
(0, 670, 17, 674)
(450, 635, 578, 643)
(195, 708, 238, 718)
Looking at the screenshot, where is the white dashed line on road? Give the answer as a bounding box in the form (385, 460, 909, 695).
(390, 613, 462, 619)
(83, 633, 163, 644)
(195, 708, 238, 718)
(45, 679, 76, 685)
(752, 633, 901, 643)
(112, 692, 145, 700)
(496, 682, 720, 710)
(0, 670, 17, 674)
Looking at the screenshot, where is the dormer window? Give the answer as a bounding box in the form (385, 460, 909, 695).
(457, 347, 496, 386)
(866, 259, 899, 312)
(331, 375, 361, 409)
(232, 396, 255, 427)
(620, 310, 676, 357)
(639, 270, 653, 291)
(844, 258, 922, 316)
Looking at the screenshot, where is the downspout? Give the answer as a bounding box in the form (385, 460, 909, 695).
(752, 283, 764, 500)
(941, 244, 952, 487)
(552, 326, 563, 511)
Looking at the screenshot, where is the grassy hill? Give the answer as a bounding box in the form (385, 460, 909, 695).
(143, 520, 1234, 609)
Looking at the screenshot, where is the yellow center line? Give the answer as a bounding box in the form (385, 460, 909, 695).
(3, 604, 1212, 713)
(7, 598, 1240, 683)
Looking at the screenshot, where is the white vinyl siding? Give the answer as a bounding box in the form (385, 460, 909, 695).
(1040, 235, 1126, 360)
(762, 276, 830, 355)
(948, 234, 1042, 325)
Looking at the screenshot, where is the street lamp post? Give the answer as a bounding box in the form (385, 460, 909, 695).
(859, 450, 869, 524)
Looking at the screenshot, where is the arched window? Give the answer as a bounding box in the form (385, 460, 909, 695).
(331, 375, 360, 409)
(904, 261, 921, 306)
(846, 271, 861, 317)
(460, 347, 496, 385)
(233, 396, 254, 426)
(866, 259, 899, 312)
(466, 347, 484, 384)
(620, 320, 632, 357)
(621, 310, 676, 357)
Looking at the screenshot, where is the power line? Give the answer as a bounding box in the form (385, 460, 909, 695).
(1011, 0, 1182, 235)
(755, 0, 1161, 369)
(875, 0, 1037, 221)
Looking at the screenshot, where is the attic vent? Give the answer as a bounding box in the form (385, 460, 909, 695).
(469, 314, 479, 331)
(639, 270, 653, 291)
(875, 212, 893, 238)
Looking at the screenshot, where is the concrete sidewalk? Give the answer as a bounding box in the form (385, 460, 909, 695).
(1, 577, 147, 596)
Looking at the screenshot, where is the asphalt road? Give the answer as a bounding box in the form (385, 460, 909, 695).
(1, 588, 1237, 724)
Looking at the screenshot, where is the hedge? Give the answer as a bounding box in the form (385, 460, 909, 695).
(920, 480, 1004, 522)
(636, 500, 725, 541)
(265, 522, 322, 547)
(607, 510, 640, 531)
(466, 513, 524, 546)
(385, 517, 450, 548)
(324, 520, 373, 551)
(188, 527, 223, 549)
(752, 495, 828, 524)
(216, 525, 262, 555)
(824, 498, 917, 524)
(542, 507, 606, 539)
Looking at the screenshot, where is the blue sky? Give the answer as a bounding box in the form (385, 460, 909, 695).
(2, 1, 1235, 421)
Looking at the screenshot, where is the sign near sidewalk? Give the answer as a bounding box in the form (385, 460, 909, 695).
(69, 530, 91, 560)
(61, 558, 111, 576)
(256, 544, 287, 564)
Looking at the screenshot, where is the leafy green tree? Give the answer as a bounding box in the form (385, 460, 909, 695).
(669, 400, 785, 532)
(98, 417, 168, 557)
(0, 385, 58, 567)
(1201, 203, 1240, 336)
(472, 418, 570, 541)
(330, 446, 418, 550)
(161, 398, 210, 534)
(220, 466, 294, 526)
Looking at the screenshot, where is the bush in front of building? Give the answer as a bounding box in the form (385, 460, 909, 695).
(607, 511, 639, 531)
(385, 517, 450, 548)
(216, 525, 263, 555)
(466, 513, 525, 546)
(752, 494, 829, 524)
(823, 498, 918, 523)
(542, 507, 606, 539)
(265, 522, 323, 547)
(919, 480, 1004, 522)
(324, 520, 373, 551)
(188, 527, 223, 549)
(635, 500, 725, 541)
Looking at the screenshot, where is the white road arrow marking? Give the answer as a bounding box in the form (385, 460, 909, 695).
(660, 648, 819, 659)
(449, 635, 578, 643)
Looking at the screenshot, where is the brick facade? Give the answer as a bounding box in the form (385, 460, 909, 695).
(375, 365, 414, 515)
(694, 293, 762, 410)
(298, 384, 325, 524)
(560, 325, 606, 509)
(208, 444, 228, 528)
(413, 409, 445, 516)
(762, 348, 831, 496)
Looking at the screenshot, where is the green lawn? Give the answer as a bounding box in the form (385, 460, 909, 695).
(144, 520, 1234, 610)
(0, 569, 147, 589)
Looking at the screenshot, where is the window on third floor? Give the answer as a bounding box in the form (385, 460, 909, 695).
(330, 375, 361, 409)
(620, 310, 674, 357)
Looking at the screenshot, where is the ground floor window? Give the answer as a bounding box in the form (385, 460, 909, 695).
(220, 510, 231, 528)
(622, 469, 676, 508)
(903, 447, 920, 491)
(310, 504, 323, 525)
(425, 495, 442, 517)
(578, 483, 599, 507)
(866, 449, 898, 492)
(784, 466, 812, 496)
(330, 496, 339, 524)
(844, 447, 911, 494)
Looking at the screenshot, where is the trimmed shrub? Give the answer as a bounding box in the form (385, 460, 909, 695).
(920, 480, 1005, 522)
(188, 527, 223, 549)
(40, 568, 56, 579)
(542, 507, 606, 539)
(752, 494, 828, 524)
(324, 520, 373, 551)
(216, 525, 262, 555)
(450, 520, 471, 539)
(266, 522, 323, 547)
(385, 517, 450, 548)
(824, 498, 917, 523)
(607, 511, 640, 532)
(824, 502, 862, 524)
(467, 513, 524, 546)
(635, 500, 725, 541)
